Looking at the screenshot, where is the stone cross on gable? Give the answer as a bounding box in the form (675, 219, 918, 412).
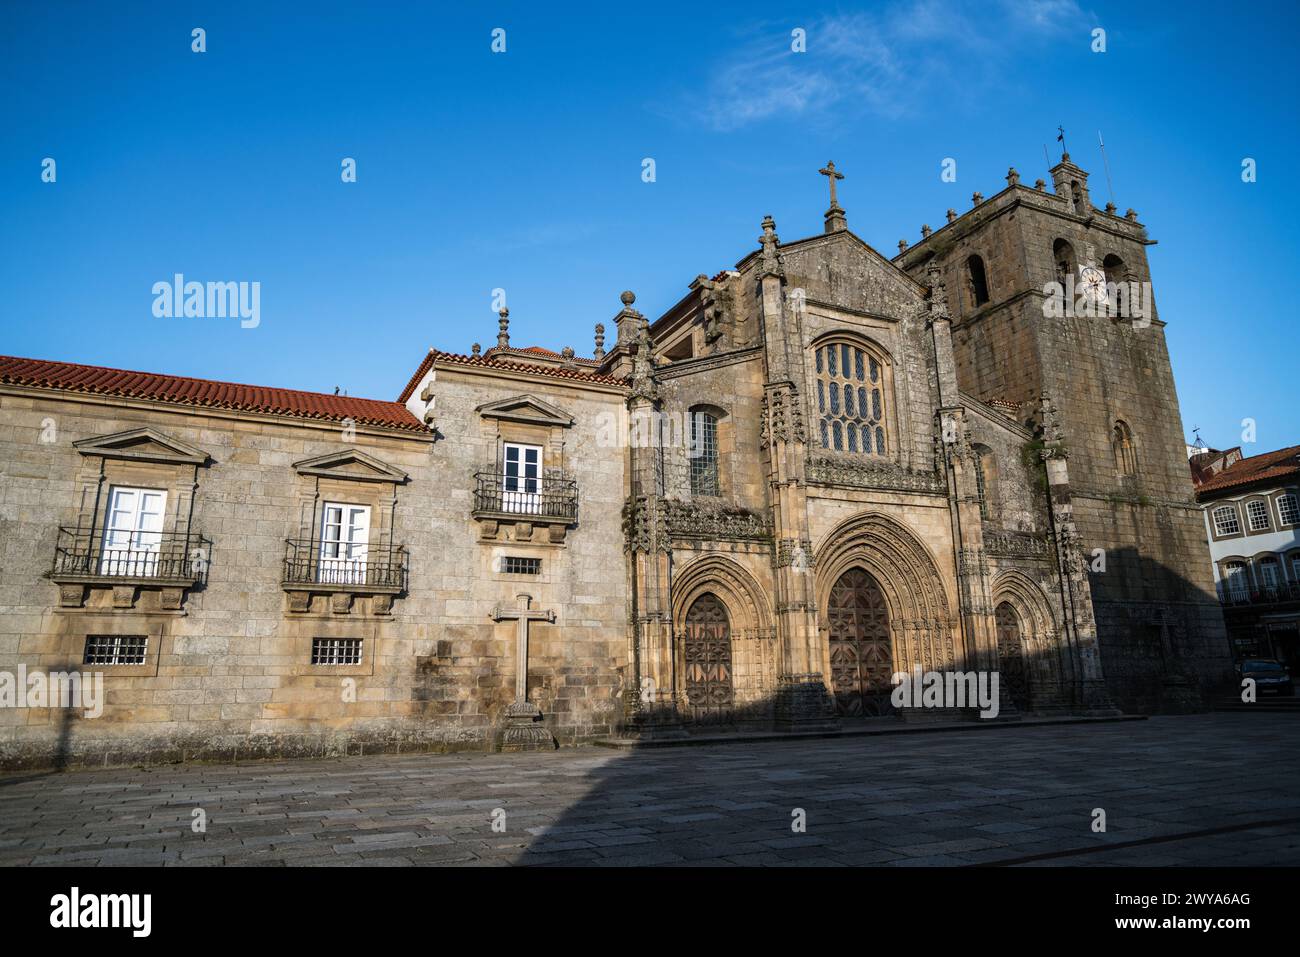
(819, 160, 844, 208)
(819, 161, 847, 232)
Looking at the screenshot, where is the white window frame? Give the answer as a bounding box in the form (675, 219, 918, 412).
(1277, 493, 1299, 527)
(1246, 499, 1271, 532)
(1259, 559, 1281, 592)
(501, 442, 542, 514)
(1224, 561, 1249, 601)
(319, 502, 370, 585)
(101, 486, 167, 577)
(1212, 505, 1241, 537)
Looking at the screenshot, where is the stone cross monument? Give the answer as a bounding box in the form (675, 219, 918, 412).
(491, 593, 557, 751)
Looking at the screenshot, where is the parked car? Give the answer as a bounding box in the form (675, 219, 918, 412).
(1234, 658, 1295, 696)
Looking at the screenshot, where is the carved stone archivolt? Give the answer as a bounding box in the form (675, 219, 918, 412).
(814, 511, 958, 675)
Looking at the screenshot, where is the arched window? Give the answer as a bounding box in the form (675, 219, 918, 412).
(1069, 179, 1085, 215)
(689, 408, 720, 496)
(814, 340, 887, 456)
(1112, 420, 1137, 477)
(1102, 253, 1126, 286)
(966, 254, 990, 307)
(1053, 239, 1077, 287)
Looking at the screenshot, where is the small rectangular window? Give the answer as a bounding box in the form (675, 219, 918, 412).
(311, 637, 362, 665)
(1278, 494, 1298, 526)
(502, 556, 542, 575)
(1246, 500, 1270, 532)
(84, 635, 148, 665)
(1213, 506, 1241, 536)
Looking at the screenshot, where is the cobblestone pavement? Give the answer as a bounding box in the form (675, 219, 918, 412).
(1, 714, 1296, 867)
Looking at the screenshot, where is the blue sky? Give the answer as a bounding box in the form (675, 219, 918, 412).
(2, 0, 1295, 450)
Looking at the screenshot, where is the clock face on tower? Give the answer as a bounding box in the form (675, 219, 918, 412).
(1079, 265, 1107, 304)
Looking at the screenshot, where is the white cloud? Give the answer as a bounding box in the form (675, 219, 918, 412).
(688, 0, 1086, 132)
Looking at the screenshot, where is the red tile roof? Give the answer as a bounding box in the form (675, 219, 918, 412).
(0, 355, 429, 434)
(1194, 444, 1300, 497)
(398, 349, 625, 401)
(510, 345, 598, 364)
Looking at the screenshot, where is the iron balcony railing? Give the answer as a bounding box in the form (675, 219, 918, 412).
(282, 538, 408, 591)
(51, 526, 211, 583)
(472, 470, 578, 523)
(1219, 581, 1300, 607)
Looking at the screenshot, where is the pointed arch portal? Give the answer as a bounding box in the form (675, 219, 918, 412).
(827, 568, 894, 716)
(683, 593, 734, 724)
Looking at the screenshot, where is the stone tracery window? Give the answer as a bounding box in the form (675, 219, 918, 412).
(814, 340, 886, 456)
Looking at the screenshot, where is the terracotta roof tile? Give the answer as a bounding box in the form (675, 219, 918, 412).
(1194, 444, 1300, 496)
(398, 349, 624, 401)
(0, 355, 429, 434)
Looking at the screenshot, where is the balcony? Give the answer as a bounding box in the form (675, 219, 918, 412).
(282, 538, 407, 614)
(50, 526, 211, 609)
(471, 470, 578, 543)
(1220, 582, 1300, 608)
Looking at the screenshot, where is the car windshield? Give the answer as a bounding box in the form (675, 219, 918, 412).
(1242, 660, 1283, 672)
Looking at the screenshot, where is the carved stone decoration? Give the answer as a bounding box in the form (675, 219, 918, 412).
(628, 318, 659, 402)
(499, 700, 558, 752)
(757, 215, 784, 277)
(112, 585, 136, 609)
(660, 499, 772, 543)
(57, 583, 86, 608)
(984, 528, 1053, 559)
(330, 592, 353, 615)
(806, 455, 946, 494)
(159, 587, 185, 611)
(372, 593, 393, 616)
(286, 591, 312, 613)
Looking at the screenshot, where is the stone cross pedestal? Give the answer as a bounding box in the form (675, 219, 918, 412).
(491, 594, 557, 751)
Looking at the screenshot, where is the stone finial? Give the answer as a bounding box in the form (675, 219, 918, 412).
(898, 239, 908, 253)
(971, 191, 984, 206)
(561, 346, 576, 369)
(1034, 178, 1046, 191)
(925, 261, 949, 322)
(496, 307, 510, 349)
(614, 290, 644, 347)
(1006, 167, 1020, 186)
(471, 342, 481, 357)
(1125, 208, 1138, 221)
(819, 161, 847, 233)
(758, 215, 783, 277)
(593, 323, 605, 360)
(921, 224, 932, 239)
(1105, 201, 1117, 215)
(946, 208, 957, 224)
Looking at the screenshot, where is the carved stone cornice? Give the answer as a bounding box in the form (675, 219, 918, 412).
(806, 454, 946, 494)
(984, 528, 1053, 559)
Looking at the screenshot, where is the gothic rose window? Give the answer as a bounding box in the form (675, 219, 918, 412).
(814, 341, 886, 455)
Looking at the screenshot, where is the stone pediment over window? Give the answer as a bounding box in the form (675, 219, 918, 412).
(292, 448, 408, 484)
(475, 395, 574, 429)
(74, 427, 209, 466)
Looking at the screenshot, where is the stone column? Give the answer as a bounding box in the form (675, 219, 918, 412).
(756, 217, 838, 731)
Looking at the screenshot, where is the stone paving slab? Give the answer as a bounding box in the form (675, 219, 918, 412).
(0, 714, 1296, 867)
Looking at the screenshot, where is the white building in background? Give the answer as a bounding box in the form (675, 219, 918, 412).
(1191, 444, 1300, 666)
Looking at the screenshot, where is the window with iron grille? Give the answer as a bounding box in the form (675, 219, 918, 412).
(1247, 499, 1271, 532)
(311, 637, 362, 665)
(689, 409, 720, 496)
(83, 634, 148, 665)
(1213, 506, 1240, 536)
(1278, 494, 1298, 526)
(502, 556, 542, 575)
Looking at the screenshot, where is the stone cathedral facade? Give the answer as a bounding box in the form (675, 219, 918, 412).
(0, 155, 1231, 768)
